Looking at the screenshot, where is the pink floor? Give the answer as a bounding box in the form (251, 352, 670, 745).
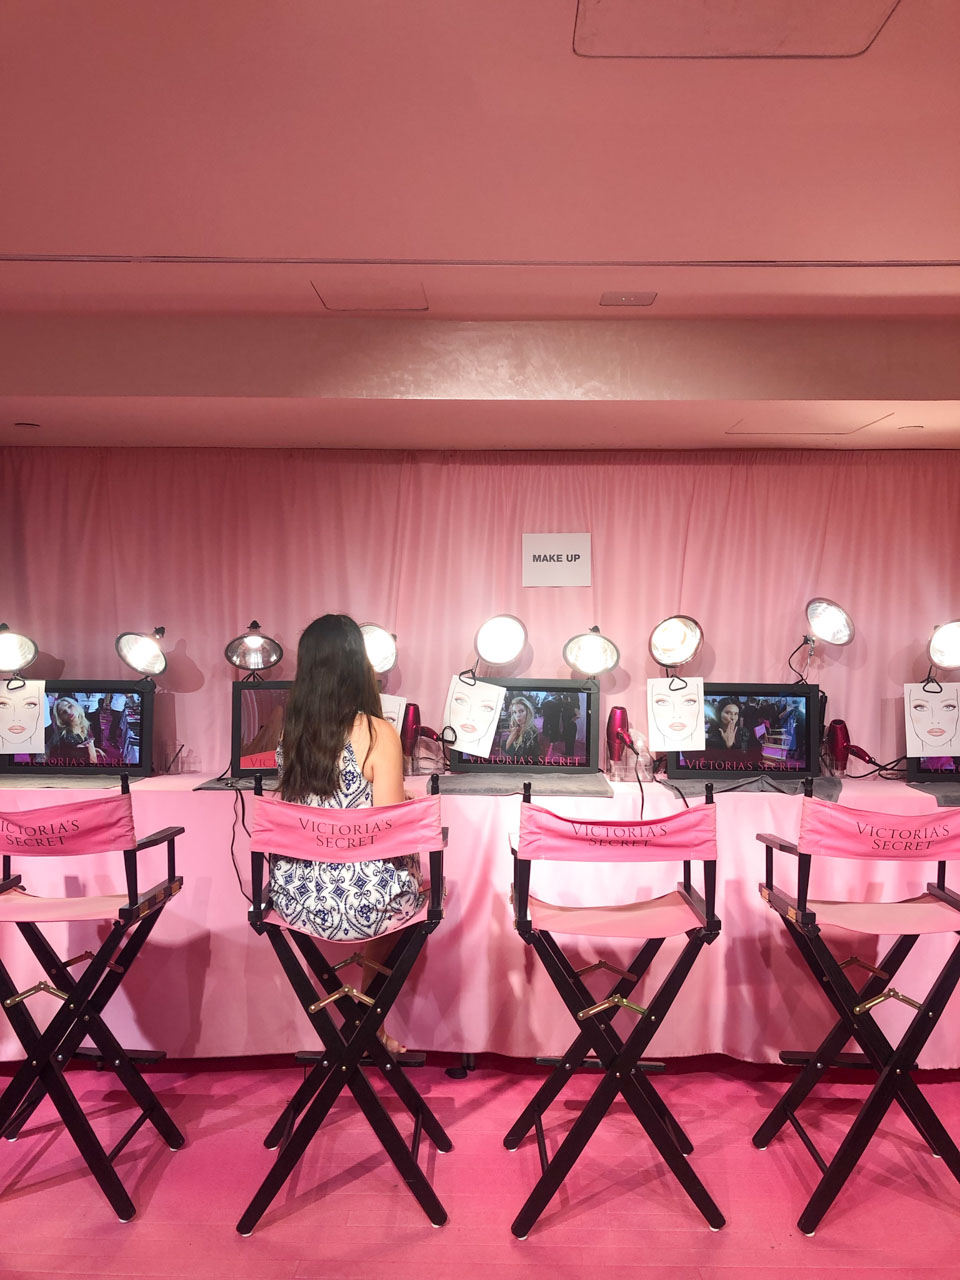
(1, 1055, 959, 1279)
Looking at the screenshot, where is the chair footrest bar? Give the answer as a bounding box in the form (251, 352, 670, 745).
(778, 1050, 918, 1071)
(73, 1047, 167, 1069)
(785, 1108, 829, 1176)
(534, 1056, 666, 1073)
(106, 1107, 152, 1163)
(533, 1111, 548, 1174)
(294, 1048, 427, 1068)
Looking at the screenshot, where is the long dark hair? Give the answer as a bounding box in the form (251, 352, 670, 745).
(280, 615, 382, 803)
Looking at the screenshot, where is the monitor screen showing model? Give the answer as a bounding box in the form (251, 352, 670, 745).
(449, 678, 600, 773)
(666, 683, 820, 779)
(0, 681, 153, 775)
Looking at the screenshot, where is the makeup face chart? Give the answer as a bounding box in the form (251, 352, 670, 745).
(646, 677, 706, 753)
(0, 679, 46, 754)
(442, 676, 506, 758)
(904, 682, 960, 757)
(379, 693, 407, 731)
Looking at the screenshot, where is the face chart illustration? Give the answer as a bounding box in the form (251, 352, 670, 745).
(647, 677, 705, 752)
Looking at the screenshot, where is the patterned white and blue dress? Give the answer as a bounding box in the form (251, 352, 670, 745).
(269, 739, 425, 942)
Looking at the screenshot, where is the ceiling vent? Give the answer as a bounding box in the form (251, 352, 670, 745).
(599, 290, 658, 306)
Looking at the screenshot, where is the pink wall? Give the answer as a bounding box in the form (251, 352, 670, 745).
(3, 446, 959, 773)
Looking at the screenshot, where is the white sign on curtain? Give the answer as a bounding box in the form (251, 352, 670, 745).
(0, 679, 47, 754)
(522, 533, 591, 587)
(903, 683, 960, 758)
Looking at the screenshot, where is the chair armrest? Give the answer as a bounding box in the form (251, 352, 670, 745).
(127, 827, 184, 906)
(136, 826, 185, 851)
(756, 832, 799, 855)
(428, 848, 444, 918)
(757, 832, 813, 921)
(249, 847, 268, 926)
(927, 882, 960, 913)
(119, 874, 183, 921)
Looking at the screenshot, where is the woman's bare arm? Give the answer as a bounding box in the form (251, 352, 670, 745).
(365, 717, 406, 806)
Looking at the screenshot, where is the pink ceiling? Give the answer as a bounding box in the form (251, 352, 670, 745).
(1, 1, 959, 448)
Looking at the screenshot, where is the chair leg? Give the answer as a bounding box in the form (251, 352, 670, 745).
(511, 1066, 620, 1237)
(28, 1059, 136, 1221)
(2, 1080, 45, 1141)
(346, 1068, 448, 1225)
(793, 927, 959, 1165)
(534, 931, 698, 1156)
(239, 923, 449, 1234)
(753, 932, 917, 1149)
(506, 934, 695, 1156)
(766, 926, 960, 1234)
(510, 1056, 724, 1239)
(504, 1030, 593, 1150)
(540, 935, 697, 1157)
(508, 930, 723, 1236)
(19, 915, 185, 1150)
(290, 932, 452, 1152)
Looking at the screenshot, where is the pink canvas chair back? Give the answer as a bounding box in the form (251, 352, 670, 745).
(250, 792, 442, 864)
(517, 801, 717, 863)
(798, 795, 960, 861)
(0, 793, 136, 859)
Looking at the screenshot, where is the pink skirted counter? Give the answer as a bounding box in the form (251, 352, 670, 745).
(1, 775, 957, 1066)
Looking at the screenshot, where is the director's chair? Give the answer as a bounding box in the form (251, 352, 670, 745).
(505, 782, 725, 1238)
(237, 774, 451, 1236)
(755, 780, 960, 1234)
(0, 778, 185, 1221)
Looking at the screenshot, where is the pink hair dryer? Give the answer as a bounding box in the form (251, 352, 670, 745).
(400, 704, 441, 775)
(606, 706, 634, 763)
(825, 719, 850, 774)
(400, 705, 421, 759)
(606, 706, 637, 779)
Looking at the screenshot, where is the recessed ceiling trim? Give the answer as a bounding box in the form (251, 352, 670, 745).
(726, 410, 896, 437)
(2, 254, 959, 269)
(310, 279, 429, 312)
(573, 0, 902, 60)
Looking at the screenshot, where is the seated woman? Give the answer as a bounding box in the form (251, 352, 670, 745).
(269, 614, 424, 1053)
(45, 697, 103, 766)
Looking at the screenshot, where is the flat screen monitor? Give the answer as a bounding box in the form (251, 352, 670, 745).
(231, 681, 291, 778)
(0, 680, 154, 777)
(666, 683, 821, 780)
(907, 755, 960, 781)
(448, 678, 600, 774)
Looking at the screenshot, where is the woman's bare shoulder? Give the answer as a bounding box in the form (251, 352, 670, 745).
(368, 717, 402, 750)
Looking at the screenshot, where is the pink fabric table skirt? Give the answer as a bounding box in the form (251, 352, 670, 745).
(1, 775, 957, 1066)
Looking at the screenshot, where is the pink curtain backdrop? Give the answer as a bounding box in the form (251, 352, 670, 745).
(3, 446, 960, 773)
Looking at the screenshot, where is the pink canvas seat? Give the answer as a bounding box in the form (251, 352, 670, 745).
(0, 888, 131, 923)
(527, 889, 702, 939)
(755, 783, 960, 1236)
(504, 782, 725, 1239)
(236, 774, 451, 1237)
(805, 893, 960, 936)
(0, 779, 184, 1223)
